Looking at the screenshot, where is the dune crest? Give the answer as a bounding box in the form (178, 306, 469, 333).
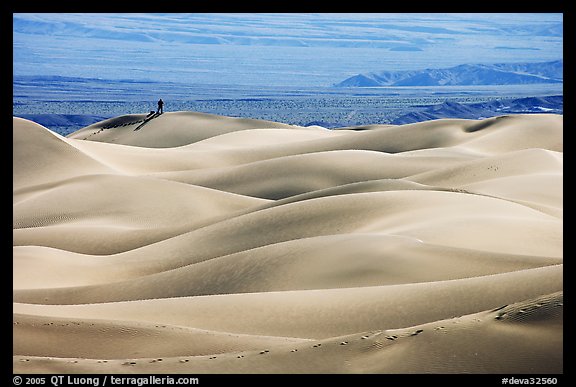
(13, 112, 562, 373)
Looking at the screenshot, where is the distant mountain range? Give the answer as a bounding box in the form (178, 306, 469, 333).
(15, 114, 111, 135)
(16, 114, 110, 127)
(335, 60, 563, 87)
(391, 95, 563, 125)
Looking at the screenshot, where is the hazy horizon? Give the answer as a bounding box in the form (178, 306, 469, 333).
(13, 13, 563, 88)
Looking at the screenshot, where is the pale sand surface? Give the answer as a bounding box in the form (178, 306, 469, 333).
(13, 112, 562, 373)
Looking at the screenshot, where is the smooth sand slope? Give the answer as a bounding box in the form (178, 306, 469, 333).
(13, 112, 563, 373)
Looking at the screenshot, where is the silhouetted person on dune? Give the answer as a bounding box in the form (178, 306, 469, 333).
(157, 98, 164, 114)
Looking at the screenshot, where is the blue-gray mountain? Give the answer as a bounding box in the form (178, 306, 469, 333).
(391, 95, 563, 125)
(15, 114, 111, 135)
(16, 114, 110, 128)
(335, 60, 563, 87)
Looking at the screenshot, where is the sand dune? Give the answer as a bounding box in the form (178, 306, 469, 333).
(68, 111, 300, 148)
(14, 292, 562, 374)
(13, 112, 562, 373)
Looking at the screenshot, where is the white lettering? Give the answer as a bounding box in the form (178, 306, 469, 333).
(67, 377, 99, 387)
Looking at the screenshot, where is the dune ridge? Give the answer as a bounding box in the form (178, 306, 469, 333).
(13, 111, 562, 373)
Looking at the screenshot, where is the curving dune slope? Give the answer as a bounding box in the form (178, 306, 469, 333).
(13, 112, 563, 373)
